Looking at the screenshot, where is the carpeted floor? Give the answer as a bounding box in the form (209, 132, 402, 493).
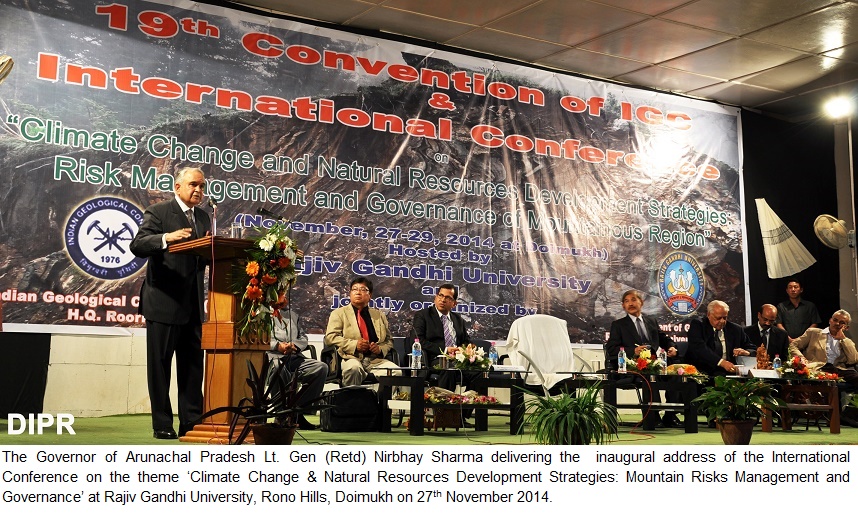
(1, 412, 855, 445)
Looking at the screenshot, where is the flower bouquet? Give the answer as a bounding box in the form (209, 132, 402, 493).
(444, 343, 492, 371)
(779, 356, 840, 380)
(424, 388, 499, 405)
(626, 349, 664, 374)
(235, 223, 301, 339)
(665, 363, 708, 384)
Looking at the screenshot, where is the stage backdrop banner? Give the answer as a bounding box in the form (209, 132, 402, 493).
(0, 0, 743, 342)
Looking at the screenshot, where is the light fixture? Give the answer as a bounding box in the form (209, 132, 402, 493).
(823, 96, 854, 119)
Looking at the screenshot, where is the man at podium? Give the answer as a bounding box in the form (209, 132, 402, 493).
(130, 167, 211, 440)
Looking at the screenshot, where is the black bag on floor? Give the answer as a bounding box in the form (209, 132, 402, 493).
(320, 387, 379, 432)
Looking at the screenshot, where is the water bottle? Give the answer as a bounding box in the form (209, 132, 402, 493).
(773, 354, 781, 370)
(488, 342, 499, 367)
(657, 347, 668, 373)
(411, 338, 422, 370)
(617, 347, 627, 374)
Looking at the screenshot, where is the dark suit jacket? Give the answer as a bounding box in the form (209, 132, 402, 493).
(743, 324, 790, 361)
(130, 198, 211, 325)
(411, 307, 470, 361)
(606, 314, 675, 370)
(686, 317, 753, 375)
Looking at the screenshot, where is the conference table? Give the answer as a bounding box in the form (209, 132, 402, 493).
(376, 367, 525, 436)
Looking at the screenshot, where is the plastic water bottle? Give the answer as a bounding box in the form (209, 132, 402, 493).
(488, 342, 499, 367)
(411, 338, 422, 369)
(617, 347, 627, 374)
(772, 354, 781, 370)
(657, 347, 668, 373)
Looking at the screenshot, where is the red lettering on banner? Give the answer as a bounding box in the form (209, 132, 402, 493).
(140, 77, 182, 99)
(37, 53, 60, 81)
(242, 32, 283, 58)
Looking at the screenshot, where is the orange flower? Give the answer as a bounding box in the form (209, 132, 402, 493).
(245, 285, 263, 300)
(249, 278, 258, 286)
(245, 261, 260, 277)
(278, 257, 291, 268)
(261, 274, 277, 285)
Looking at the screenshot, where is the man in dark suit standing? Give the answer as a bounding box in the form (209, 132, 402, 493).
(744, 304, 790, 362)
(130, 167, 211, 439)
(607, 289, 680, 427)
(686, 300, 755, 376)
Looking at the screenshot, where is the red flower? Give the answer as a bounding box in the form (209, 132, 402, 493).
(249, 278, 258, 286)
(245, 285, 263, 300)
(278, 257, 291, 268)
(636, 358, 648, 370)
(261, 274, 277, 285)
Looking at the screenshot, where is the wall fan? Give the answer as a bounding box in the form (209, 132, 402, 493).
(0, 55, 13, 86)
(813, 214, 855, 249)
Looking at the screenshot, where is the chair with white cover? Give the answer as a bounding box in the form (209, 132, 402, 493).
(506, 314, 579, 397)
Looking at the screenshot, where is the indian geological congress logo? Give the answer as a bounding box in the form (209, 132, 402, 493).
(65, 197, 145, 279)
(658, 251, 704, 316)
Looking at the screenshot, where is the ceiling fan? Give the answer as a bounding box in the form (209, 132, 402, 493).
(0, 55, 13, 85)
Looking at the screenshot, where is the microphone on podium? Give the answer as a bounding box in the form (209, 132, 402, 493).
(257, 207, 286, 221)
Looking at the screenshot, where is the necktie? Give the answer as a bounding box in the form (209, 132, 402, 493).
(185, 208, 197, 237)
(356, 308, 370, 342)
(442, 314, 456, 347)
(636, 317, 648, 343)
(762, 329, 769, 351)
(717, 329, 726, 359)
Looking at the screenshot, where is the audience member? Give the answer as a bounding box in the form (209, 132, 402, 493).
(776, 280, 821, 339)
(744, 304, 790, 362)
(607, 290, 681, 428)
(269, 295, 328, 430)
(324, 277, 400, 385)
(686, 300, 755, 376)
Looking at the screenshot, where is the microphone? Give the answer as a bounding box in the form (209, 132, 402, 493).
(257, 207, 286, 221)
(208, 197, 218, 209)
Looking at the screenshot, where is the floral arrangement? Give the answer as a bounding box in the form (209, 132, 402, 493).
(424, 388, 498, 405)
(235, 223, 301, 338)
(665, 363, 708, 383)
(626, 349, 665, 374)
(778, 356, 840, 380)
(444, 343, 491, 371)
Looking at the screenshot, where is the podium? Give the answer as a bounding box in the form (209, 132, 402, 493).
(168, 236, 265, 443)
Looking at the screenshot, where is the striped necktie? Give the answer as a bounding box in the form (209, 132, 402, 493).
(185, 208, 197, 237)
(442, 314, 456, 347)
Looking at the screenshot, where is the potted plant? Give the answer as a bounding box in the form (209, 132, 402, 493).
(523, 382, 618, 445)
(693, 376, 786, 445)
(198, 356, 313, 445)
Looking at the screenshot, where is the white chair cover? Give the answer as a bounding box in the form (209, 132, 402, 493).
(505, 314, 574, 391)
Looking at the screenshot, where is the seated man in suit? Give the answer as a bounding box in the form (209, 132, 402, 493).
(744, 304, 790, 362)
(791, 310, 858, 386)
(412, 284, 475, 426)
(686, 300, 755, 376)
(607, 289, 681, 427)
(325, 277, 400, 386)
(269, 294, 328, 430)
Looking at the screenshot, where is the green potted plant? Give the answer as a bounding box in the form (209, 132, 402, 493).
(693, 376, 786, 445)
(198, 356, 315, 445)
(523, 382, 618, 445)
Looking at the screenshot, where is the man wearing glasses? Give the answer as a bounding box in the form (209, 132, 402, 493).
(412, 283, 474, 426)
(412, 284, 470, 364)
(743, 304, 790, 361)
(791, 310, 858, 387)
(325, 277, 400, 385)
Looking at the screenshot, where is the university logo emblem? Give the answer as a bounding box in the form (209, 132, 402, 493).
(65, 197, 145, 280)
(658, 251, 704, 316)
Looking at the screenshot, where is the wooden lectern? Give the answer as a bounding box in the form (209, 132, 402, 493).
(168, 236, 266, 443)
